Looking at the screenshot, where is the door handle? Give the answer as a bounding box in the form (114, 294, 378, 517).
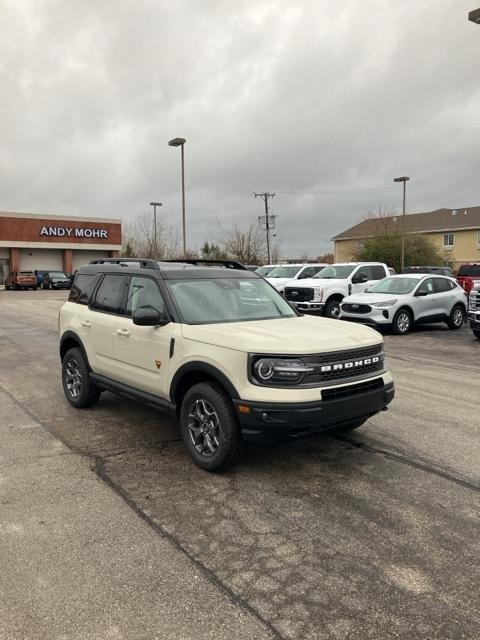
(115, 328, 131, 337)
(81, 320, 91, 327)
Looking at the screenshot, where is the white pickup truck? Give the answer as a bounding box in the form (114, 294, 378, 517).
(284, 262, 390, 318)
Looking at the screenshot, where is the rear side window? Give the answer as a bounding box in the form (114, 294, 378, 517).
(371, 266, 386, 280)
(433, 278, 452, 293)
(91, 275, 128, 314)
(69, 274, 97, 305)
(458, 264, 480, 277)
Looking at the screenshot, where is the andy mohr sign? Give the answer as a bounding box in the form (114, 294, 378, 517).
(40, 226, 108, 239)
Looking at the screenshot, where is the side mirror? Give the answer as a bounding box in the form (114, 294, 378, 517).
(415, 290, 428, 297)
(352, 273, 368, 284)
(133, 307, 169, 326)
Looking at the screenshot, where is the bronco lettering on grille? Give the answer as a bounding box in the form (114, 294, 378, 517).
(320, 356, 380, 372)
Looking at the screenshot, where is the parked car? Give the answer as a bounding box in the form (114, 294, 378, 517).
(284, 262, 389, 318)
(340, 274, 467, 335)
(266, 264, 328, 293)
(5, 271, 37, 290)
(467, 283, 480, 339)
(456, 263, 480, 294)
(59, 258, 394, 471)
(42, 271, 71, 290)
(255, 264, 279, 277)
(401, 266, 456, 278)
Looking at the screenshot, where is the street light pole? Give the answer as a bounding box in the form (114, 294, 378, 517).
(168, 137, 187, 257)
(394, 176, 410, 271)
(149, 202, 162, 256)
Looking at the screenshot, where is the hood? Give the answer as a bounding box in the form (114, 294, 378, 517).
(181, 315, 381, 354)
(344, 292, 402, 304)
(266, 277, 291, 290)
(285, 278, 346, 289)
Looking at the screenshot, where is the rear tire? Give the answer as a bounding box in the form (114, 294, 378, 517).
(447, 305, 465, 330)
(179, 382, 242, 472)
(62, 347, 101, 408)
(392, 309, 412, 335)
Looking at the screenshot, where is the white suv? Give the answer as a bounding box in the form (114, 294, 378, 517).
(59, 259, 394, 471)
(284, 262, 389, 318)
(340, 274, 467, 334)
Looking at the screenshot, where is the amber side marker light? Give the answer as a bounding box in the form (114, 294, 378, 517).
(237, 405, 251, 414)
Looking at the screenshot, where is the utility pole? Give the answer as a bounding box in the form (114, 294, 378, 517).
(150, 202, 162, 257)
(254, 192, 276, 264)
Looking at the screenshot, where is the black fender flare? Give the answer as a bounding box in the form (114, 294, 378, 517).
(169, 361, 240, 403)
(59, 330, 91, 367)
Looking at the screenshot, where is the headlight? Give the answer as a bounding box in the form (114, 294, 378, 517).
(371, 299, 398, 308)
(313, 288, 323, 301)
(251, 357, 314, 385)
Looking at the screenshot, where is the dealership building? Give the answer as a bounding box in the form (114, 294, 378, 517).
(0, 211, 122, 285)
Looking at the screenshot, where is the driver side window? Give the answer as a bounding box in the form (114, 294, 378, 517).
(416, 278, 434, 295)
(126, 276, 166, 317)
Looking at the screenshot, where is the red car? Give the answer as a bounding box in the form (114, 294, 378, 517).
(5, 270, 38, 290)
(457, 263, 480, 294)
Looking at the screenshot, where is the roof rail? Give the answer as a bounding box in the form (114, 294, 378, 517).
(88, 258, 161, 270)
(163, 259, 248, 271)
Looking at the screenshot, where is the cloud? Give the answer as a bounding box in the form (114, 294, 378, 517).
(0, 0, 479, 257)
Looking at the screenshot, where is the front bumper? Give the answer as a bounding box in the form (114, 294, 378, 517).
(340, 308, 393, 326)
(234, 379, 394, 444)
(290, 301, 325, 312)
(52, 282, 71, 289)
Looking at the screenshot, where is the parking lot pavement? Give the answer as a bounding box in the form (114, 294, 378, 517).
(0, 293, 479, 640)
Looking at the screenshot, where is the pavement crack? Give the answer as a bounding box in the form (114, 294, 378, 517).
(334, 435, 480, 492)
(94, 457, 286, 640)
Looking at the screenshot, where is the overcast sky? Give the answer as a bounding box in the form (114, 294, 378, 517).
(1, 0, 479, 257)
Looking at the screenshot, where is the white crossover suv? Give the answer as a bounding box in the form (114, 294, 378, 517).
(59, 259, 394, 471)
(340, 274, 467, 334)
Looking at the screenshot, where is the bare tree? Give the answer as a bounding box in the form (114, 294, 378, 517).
(122, 213, 181, 259)
(215, 220, 268, 264)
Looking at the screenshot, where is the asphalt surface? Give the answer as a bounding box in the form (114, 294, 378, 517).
(0, 289, 479, 640)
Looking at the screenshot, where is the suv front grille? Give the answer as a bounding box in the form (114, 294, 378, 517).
(284, 287, 314, 302)
(301, 344, 384, 386)
(341, 303, 372, 314)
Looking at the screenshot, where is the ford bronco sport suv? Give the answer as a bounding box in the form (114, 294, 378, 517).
(59, 259, 394, 471)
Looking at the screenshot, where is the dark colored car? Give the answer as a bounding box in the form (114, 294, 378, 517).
(401, 266, 456, 278)
(457, 263, 480, 294)
(5, 270, 38, 290)
(42, 271, 72, 290)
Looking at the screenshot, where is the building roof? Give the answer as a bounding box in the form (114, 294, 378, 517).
(332, 207, 480, 241)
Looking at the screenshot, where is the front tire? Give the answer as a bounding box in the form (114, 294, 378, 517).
(62, 347, 101, 408)
(179, 382, 242, 472)
(392, 309, 412, 335)
(324, 297, 342, 319)
(473, 330, 480, 340)
(447, 305, 465, 330)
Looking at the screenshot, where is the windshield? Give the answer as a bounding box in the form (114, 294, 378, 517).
(50, 272, 67, 278)
(368, 277, 418, 294)
(458, 264, 480, 277)
(166, 277, 296, 324)
(314, 265, 355, 279)
(256, 266, 275, 277)
(267, 266, 301, 279)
